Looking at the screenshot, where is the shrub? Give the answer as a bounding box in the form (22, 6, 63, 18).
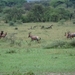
(58, 19, 66, 25)
(9, 38, 22, 47)
(43, 40, 70, 49)
(16, 20, 22, 24)
(9, 38, 15, 47)
(9, 21, 15, 26)
(6, 49, 16, 54)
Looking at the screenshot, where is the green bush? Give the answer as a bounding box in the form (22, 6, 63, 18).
(16, 20, 22, 24)
(58, 19, 66, 25)
(9, 21, 15, 26)
(6, 49, 16, 54)
(9, 38, 22, 47)
(43, 40, 71, 49)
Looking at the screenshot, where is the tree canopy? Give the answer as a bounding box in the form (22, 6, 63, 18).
(0, 0, 75, 23)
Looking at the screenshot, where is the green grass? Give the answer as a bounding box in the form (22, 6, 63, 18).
(0, 21, 75, 75)
(0, 48, 75, 73)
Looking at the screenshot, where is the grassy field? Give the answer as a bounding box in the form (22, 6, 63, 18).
(0, 21, 75, 75)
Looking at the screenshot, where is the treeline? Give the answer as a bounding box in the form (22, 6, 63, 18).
(0, 0, 75, 23)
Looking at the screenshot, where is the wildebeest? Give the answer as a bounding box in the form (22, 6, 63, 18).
(28, 32, 41, 42)
(65, 31, 75, 39)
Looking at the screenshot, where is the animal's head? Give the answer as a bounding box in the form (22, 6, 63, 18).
(66, 31, 70, 38)
(1, 31, 4, 35)
(28, 32, 31, 38)
(64, 32, 68, 36)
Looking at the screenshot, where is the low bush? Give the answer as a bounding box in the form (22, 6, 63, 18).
(6, 49, 16, 54)
(43, 40, 74, 49)
(16, 20, 22, 24)
(9, 21, 15, 26)
(59, 19, 66, 25)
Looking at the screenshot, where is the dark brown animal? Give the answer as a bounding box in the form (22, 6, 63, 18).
(28, 32, 41, 41)
(0, 31, 4, 36)
(65, 32, 75, 39)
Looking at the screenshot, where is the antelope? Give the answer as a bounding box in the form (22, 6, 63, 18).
(0, 32, 7, 39)
(45, 25, 53, 29)
(28, 32, 41, 42)
(65, 32, 75, 39)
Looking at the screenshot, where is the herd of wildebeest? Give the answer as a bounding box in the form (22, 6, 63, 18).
(0, 24, 75, 42)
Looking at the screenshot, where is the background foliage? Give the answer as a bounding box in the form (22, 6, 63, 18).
(0, 0, 75, 23)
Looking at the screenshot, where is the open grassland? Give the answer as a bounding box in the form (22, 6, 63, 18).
(0, 21, 75, 75)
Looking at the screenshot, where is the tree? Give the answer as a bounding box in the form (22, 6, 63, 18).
(31, 4, 45, 22)
(4, 7, 25, 22)
(70, 0, 75, 8)
(50, 0, 64, 8)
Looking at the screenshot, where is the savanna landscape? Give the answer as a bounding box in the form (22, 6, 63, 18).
(0, 0, 75, 75)
(0, 21, 75, 75)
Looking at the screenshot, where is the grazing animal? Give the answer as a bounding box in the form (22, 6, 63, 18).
(33, 26, 37, 29)
(65, 32, 75, 39)
(45, 25, 53, 29)
(28, 32, 41, 42)
(0, 32, 7, 39)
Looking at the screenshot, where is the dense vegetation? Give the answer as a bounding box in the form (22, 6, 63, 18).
(0, 0, 75, 23)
